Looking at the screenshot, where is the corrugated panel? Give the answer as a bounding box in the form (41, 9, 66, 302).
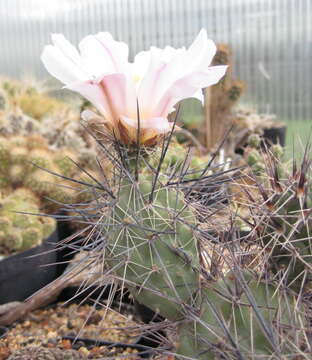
(0, 0, 310, 122)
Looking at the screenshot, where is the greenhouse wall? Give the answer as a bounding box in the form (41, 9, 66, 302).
(0, 0, 311, 122)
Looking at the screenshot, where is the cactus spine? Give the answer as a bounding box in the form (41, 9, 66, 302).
(80, 141, 308, 359)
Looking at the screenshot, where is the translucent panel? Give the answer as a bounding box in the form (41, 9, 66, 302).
(0, 0, 310, 121)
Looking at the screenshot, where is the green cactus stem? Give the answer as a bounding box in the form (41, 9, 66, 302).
(103, 173, 200, 321)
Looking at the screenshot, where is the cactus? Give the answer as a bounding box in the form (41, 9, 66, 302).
(63, 135, 310, 359)
(0, 189, 56, 252)
(103, 171, 199, 321)
(0, 77, 93, 153)
(0, 137, 10, 172)
(53, 151, 79, 178)
(0, 132, 95, 213)
(243, 136, 285, 177)
(245, 148, 312, 292)
(29, 148, 54, 169)
(177, 271, 303, 358)
(17, 91, 67, 120)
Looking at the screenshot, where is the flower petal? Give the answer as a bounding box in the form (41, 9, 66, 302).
(185, 29, 217, 71)
(120, 115, 171, 131)
(154, 65, 228, 117)
(132, 50, 152, 84)
(67, 73, 136, 123)
(119, 115, 172, 145)
(137, 30, 217, 117)
(137, 46, 186, 117)
(67, 80, 112, 119)
(81, 109, 106, 123)
(79, 32, 129, 77)
(41, 44, 88, 85)
(51, 34, 83, 66)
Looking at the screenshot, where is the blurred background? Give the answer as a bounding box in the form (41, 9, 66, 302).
(0, 0, 311, 149)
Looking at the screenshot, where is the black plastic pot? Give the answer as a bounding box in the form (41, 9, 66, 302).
(0, 228, 59, 305)
(235, 125, 287, 156)
(0, 214, 83, 306)
(262, 125, 287, 147)
(0, 326, 8, 338)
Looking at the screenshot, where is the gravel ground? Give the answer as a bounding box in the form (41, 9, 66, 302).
(0, 302, 146, 359)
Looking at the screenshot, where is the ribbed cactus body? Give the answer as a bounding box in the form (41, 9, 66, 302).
(53, 151, 78, 177)
(0, 138, 10, 173)
(259, 190, 311, 288)
(177, 272, 299, 359)
(0, 132, 95, 212)
(0, 189, 56, 252)
(103, 174, 200, 321)
(29, 148, 53, 169)
(10, 146, 29, 164)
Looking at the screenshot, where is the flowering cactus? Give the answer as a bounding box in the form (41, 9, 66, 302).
(41, 31, 309, 359)
(41, 29, 227, 146)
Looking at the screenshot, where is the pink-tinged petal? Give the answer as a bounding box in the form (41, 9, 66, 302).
(67, 80, 112, 120)
(120, 115, 170, 131)
(137, 47, 186, 116)
(185, 29, 217, 70)
(137, 30, 216, 114)
(79, 32, 129, 76)
(81, 109, 108, 124)
(98, 73, 137, 121)
(51, 34, 83, 66)
(132, 50, 152, 83)
(96, 32, 129, 72)
(67, 73, 136, 124)
(154, 65, 228, 117)
(41, 44, 88, 85)
(192, 89, 204, 104)
(119, 115, 173, 145)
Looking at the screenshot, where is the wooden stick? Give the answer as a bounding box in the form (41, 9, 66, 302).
(0, 274, 72, 326)
(204, 87, 212, 151)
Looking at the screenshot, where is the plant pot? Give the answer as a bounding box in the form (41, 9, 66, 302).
(0, 228, 60, 305)
(262, 125, 287, 147)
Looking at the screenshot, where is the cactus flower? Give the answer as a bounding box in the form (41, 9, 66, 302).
(41, 29, 227, 145)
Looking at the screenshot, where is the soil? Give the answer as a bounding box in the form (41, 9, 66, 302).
(0, 302, 145, 359)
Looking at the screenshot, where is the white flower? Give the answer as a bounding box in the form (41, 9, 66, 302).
(41, 29, 227, 145)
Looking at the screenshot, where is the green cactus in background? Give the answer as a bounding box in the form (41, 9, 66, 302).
(248, 148, 312, 292)
(0, 137, 10, 173)
(29, 148, 54, 169)
(53, 151, 79, 177)
(0, 188, 56, 252)
(244, 135, 285, 177)
(0, 133, 96, 213)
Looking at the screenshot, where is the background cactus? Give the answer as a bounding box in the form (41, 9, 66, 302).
(0, 133, 97, 214)
(0, 77, 94, 156)
(0, 188, 56, 253)
(242, 147, 312, 292)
